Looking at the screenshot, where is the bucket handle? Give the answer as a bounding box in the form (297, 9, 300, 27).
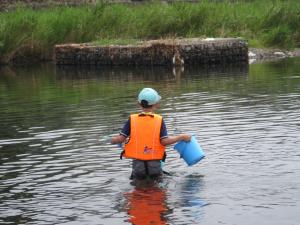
(178, 141, 187, 159)
(178, 135, 195, 158)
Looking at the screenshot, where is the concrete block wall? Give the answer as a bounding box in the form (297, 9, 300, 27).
(55, 38, 248, 66)
(0, 0, 97, 10)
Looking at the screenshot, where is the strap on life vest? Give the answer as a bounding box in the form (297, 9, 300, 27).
(138, 112, 154, 118)
(120, 150, 166, 161)
(120, 150, 125, 159)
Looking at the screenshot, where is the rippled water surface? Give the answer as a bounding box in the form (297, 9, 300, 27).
(1, 59, 300, 225)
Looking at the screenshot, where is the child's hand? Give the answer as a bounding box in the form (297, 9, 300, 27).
(180, 134, 191, 142)
(111, 134, 126, 144)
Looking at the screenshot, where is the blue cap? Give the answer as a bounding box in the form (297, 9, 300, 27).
(138, 88, 161, 105)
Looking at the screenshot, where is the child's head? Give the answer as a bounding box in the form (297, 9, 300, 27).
(138, 88, 161, 111)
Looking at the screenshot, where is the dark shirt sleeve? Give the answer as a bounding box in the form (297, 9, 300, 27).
(120, 118, 130, 137)
(160, 119, 168, 139)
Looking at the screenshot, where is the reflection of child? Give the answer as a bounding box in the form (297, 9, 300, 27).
(111, 88, 191, 179)
(125, 187, 168, 225)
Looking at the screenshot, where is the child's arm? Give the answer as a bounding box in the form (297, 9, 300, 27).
(161, 134, 191, 146)
(111, 118, 130, 144)
(111, 134, 127, 144)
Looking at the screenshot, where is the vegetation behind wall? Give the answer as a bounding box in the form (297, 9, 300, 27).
(0, 0, 299, 64)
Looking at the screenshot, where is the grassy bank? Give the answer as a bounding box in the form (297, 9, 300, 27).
(0, 0, 299, 64)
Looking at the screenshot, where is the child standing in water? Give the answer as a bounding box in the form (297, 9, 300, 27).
(111, 88, 191, 179)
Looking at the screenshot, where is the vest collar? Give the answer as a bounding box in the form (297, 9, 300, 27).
(138, 112, 154, 117)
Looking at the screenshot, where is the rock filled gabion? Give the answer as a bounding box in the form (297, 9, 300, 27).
(55, 38, 248, 66)
(0, 0, 104, 11)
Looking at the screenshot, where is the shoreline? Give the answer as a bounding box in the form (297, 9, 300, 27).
(6, 40, 300, 66)
(2, 48, 300, 67)
(249, 48, 300, 64)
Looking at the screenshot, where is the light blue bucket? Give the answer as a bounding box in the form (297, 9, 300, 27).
(174, 136, 205, 166)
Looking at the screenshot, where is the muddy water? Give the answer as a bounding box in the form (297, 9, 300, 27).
(0, 59, 300, 225)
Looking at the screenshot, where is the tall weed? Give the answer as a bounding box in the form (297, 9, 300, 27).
(0, 0, 299, 63)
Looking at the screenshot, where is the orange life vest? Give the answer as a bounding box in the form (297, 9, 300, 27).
(124, 113, 166, 160)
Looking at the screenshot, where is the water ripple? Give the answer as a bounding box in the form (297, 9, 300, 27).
(1, 60, 300, 225)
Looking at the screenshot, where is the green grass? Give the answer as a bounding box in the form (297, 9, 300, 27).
(92, 38, 141, 46)
(0, 0, 299, 63)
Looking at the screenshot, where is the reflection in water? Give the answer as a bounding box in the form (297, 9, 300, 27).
(166, 174, 207, 224)
(55, 63, 249, 81)
(124, 182, 168, 225)
(181, 175, 206, 207)
(179, 175, 207, 223)
(0, 58, 300, 225)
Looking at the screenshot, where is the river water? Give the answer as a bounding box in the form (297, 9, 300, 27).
(0, 59, 300, 225)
